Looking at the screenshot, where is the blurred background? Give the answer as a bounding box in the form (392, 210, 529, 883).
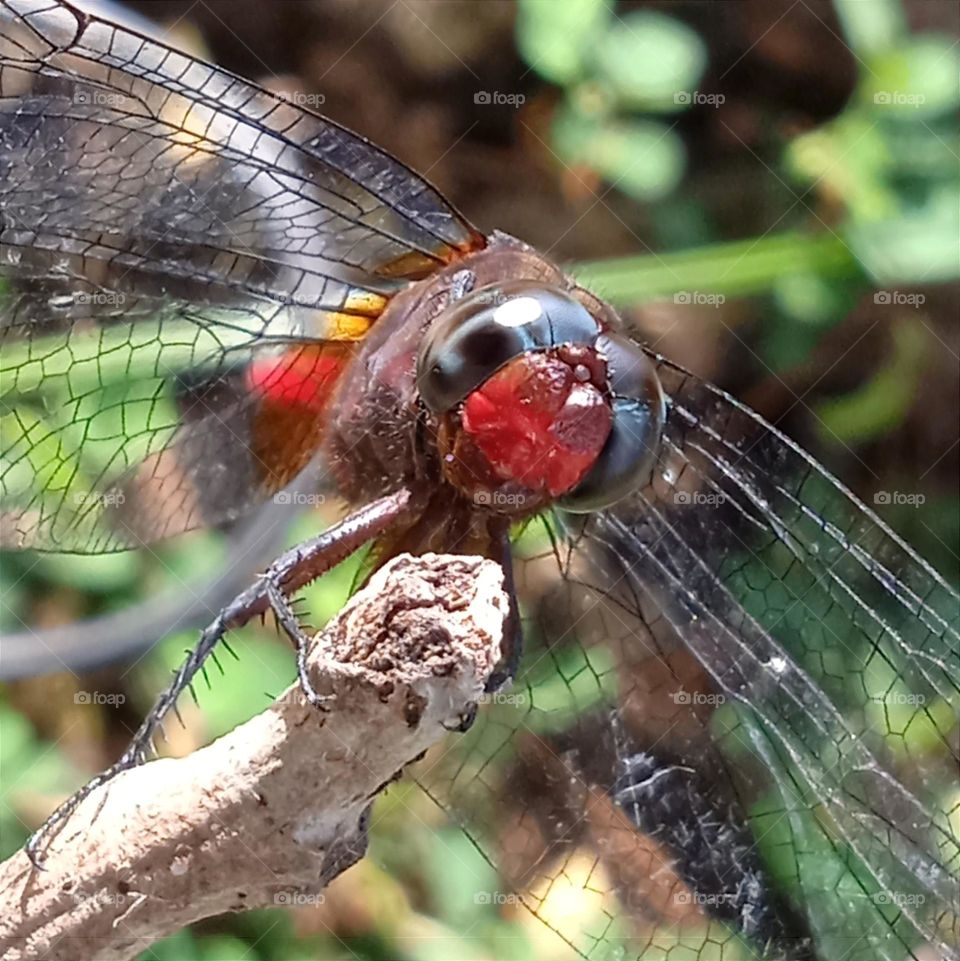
(1, 1, 957, 958)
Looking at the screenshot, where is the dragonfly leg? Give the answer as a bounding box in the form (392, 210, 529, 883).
(485, 527, 522, 692)
(262, 578, 327, 708)
(25, 488, 415, 869)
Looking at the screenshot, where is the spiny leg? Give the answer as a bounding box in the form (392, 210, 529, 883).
(262, 578, 326, 708)
(26, 488, 415, 868)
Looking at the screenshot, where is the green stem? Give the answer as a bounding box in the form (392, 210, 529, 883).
(572, 230, 860, 306)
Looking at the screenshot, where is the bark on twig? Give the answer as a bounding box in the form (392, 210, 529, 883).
(0, 553, 507, 961)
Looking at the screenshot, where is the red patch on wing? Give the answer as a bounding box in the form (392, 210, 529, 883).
(246, 345, 346, 413)
(461, 352, 612, 497)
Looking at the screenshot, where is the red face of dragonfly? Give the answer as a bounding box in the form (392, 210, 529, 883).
(1, 3, 956, 960)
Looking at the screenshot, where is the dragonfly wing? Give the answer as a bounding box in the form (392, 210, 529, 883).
(416, 355, 959, 961)
(0, 0, 482, 550)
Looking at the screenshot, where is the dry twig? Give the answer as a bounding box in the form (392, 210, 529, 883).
(0, 553, 507, 961)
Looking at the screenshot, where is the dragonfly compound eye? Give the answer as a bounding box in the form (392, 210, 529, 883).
(417, 281, 601, 414)
(421, 285, 664, 514)
(558, 334, 665, 513)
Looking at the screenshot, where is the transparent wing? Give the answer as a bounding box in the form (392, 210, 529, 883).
(415, 354, 959, 961)
(0, 0, 482, 550)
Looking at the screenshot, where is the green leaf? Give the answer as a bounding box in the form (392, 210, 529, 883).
(883, 120, 960, 179)
(833, 0, 905, 56)
(423, 827, 500, 927)
(863, 35, 960, 118)
(773, 271, 863, 328)
(591, 11, 708, 112)
(0, 704, 74, 857)
(0, 705, 37, 770)
(150, 536, 226, 588)
(0, 558, 27, 630)
(136, 930, 203, 961)
(847, 186, 960, 283)
(787, 116, 898, 222)
(516, 0, 611, 85)
(194, 936, 254, 961)
(552, 108, 685, 201)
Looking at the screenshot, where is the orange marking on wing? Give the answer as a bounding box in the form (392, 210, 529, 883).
(374, 230, 488, 280)
(323, 312, 376, 341)
(343, 290, 390, 316)
(310, 292, 387, 341)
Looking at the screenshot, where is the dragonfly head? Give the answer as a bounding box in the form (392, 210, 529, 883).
(417, 281, 665, 516)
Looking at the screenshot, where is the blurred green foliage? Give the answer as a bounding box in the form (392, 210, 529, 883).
(522, 0, 958, 383)
(518, 2, 704, 200)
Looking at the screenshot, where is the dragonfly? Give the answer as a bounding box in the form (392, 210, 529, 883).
(0, 1, 957, 959)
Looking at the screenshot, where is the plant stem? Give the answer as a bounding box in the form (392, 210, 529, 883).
(572, 230, 860, 306)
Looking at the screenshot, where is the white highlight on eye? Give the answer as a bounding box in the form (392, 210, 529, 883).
(493, 296, 543, 328)
(565, 385, 598, 406)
